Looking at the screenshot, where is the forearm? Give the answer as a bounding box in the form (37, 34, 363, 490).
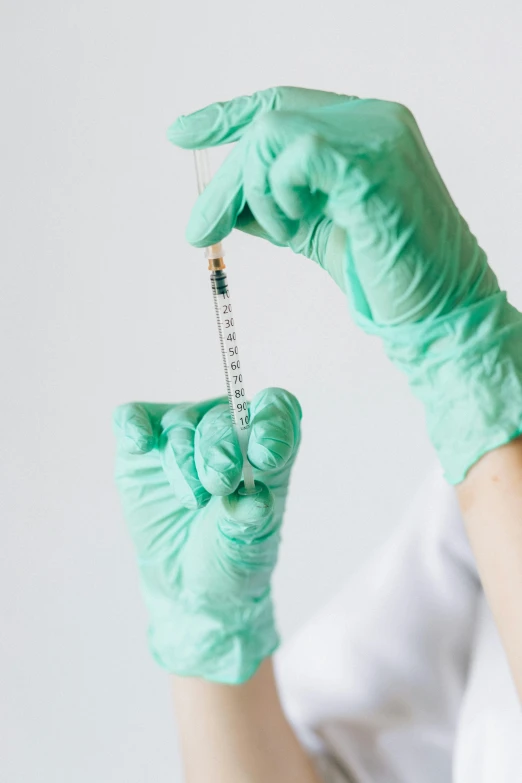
(457, 435, 522, 698)
(172, 658, 322, 783)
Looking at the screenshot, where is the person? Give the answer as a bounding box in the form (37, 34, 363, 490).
(113, 87, 522, 782)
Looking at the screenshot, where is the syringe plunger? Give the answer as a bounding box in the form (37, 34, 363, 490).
(194, 149, 224, 261)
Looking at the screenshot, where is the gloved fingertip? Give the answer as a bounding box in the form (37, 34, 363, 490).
(185, 219, 213, 248)
(167, 104, 223, 148)
(201, 469, 242, 497)
(164, 466, 211, 511)
(167, 116, 195, 148)
(157, 406, 216, 508)
(113, 403, 156, 454)
(247, 388, 301, 470)
(248, 438, 290, 471)
(186, 207, 230, 249)
(251, 387, 303, 422)
(166, 117, 180, 140)
(195, 416, 243, 496)
(186, 484, 212, 510)
(196, 454, 242, 498)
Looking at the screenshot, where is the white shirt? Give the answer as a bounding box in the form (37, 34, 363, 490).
(275, 468, 522, 782)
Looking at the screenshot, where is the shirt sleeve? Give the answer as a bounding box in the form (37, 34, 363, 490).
(275, 467, 481, 783)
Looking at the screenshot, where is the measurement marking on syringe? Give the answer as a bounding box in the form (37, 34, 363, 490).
(212, 286, 235, 421)
(211, 277, 251, 433)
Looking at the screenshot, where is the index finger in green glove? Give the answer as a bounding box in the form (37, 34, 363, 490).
(169, 87, 357, 248)
(158, 400, 220, 509)
(180, 109, 338, 249)
(168, 86, 355, 148)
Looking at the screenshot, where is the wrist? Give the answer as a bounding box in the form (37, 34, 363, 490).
(382, 292, 522, 483)
(172, 658, 322, 783)
(140, 565, 279, 683)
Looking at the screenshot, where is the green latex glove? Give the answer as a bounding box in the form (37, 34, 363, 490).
(169, 86, 522, 483)
(113, 387, 301, 684)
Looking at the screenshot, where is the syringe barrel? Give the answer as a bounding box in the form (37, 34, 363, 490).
(210, 269, 256, 493)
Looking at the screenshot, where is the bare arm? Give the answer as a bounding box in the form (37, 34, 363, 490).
(457, 436, 522, 698)
(172, 658, 322, 783)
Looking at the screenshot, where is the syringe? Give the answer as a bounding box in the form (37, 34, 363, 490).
(193, 149, 257, 494)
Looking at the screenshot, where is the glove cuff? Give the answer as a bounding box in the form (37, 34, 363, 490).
(145, 587, 279, 684)
(378, 292, 522, 483)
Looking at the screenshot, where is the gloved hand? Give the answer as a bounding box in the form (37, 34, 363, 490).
(113, 387, 301, 684)
(169, 87, 522, 483)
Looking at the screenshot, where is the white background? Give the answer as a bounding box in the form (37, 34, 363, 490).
(1, 1, 522, 780)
